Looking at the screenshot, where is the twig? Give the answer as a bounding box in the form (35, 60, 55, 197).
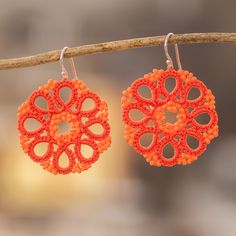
(0, 32, 235, 70)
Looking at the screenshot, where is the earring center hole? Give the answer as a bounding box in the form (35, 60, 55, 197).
(57, 120, 72, 135)
(164, 110, 177, 124)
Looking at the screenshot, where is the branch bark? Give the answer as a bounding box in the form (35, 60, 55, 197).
(0, 32, 235, 70)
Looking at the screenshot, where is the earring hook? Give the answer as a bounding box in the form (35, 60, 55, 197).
(164, 33, 182, 70)
(60, 46, 78, 79)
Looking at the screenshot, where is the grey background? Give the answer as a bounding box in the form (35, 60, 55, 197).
(0, 0, 235, 235)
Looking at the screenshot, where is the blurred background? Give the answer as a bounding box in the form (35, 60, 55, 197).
(0, 0, 235, 235)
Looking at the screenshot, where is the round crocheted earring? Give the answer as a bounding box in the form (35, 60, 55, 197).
(18, 47, 111, 175)
(121, 33, 219, 167)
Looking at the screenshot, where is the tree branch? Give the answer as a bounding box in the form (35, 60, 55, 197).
(0, 32, 235, 70)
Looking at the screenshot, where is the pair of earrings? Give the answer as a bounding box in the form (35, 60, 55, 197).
(18, 33, 219, 175)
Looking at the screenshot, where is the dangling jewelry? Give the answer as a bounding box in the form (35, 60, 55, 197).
(121, 33, 218, 167)
(18, 47, 111, 174)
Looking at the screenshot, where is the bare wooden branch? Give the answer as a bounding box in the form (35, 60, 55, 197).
(0, 32, 235, 70)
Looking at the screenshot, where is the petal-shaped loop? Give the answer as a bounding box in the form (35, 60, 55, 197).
(18, 113, 47, 137)
(183, 130, 206, 156)
(53, 147, 75, 174)
(75, 139, 99, 164)
(30, 90, 55, 114)
(190, 107, 218, 131)
(155, 137, 180, 167)
(133, 127, 157, 154)
(131, 78, 157, 105)
(54, 79, 78, 109)
(183, 80, 207, 108)
(122, 103, 151, 128)
(158, 70, 183, 99)
(77, 91, 101, 117)
(28, 136, 53, 162)
(84, 117, 110, 140)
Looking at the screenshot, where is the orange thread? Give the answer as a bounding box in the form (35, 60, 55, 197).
(121, 67, 218, 167)
(18, 78, 111, 175)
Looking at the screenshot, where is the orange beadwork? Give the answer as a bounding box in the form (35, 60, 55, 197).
(121, 67, 218, 167)
(18, 78, 111, 175)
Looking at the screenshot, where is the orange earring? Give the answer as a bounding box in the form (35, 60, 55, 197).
(121, 33, 218, 167)
(18, 47, 111, 175)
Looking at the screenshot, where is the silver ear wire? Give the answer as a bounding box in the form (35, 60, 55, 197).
(164, 33, 182, 70)
(60, 46, 78, 79)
